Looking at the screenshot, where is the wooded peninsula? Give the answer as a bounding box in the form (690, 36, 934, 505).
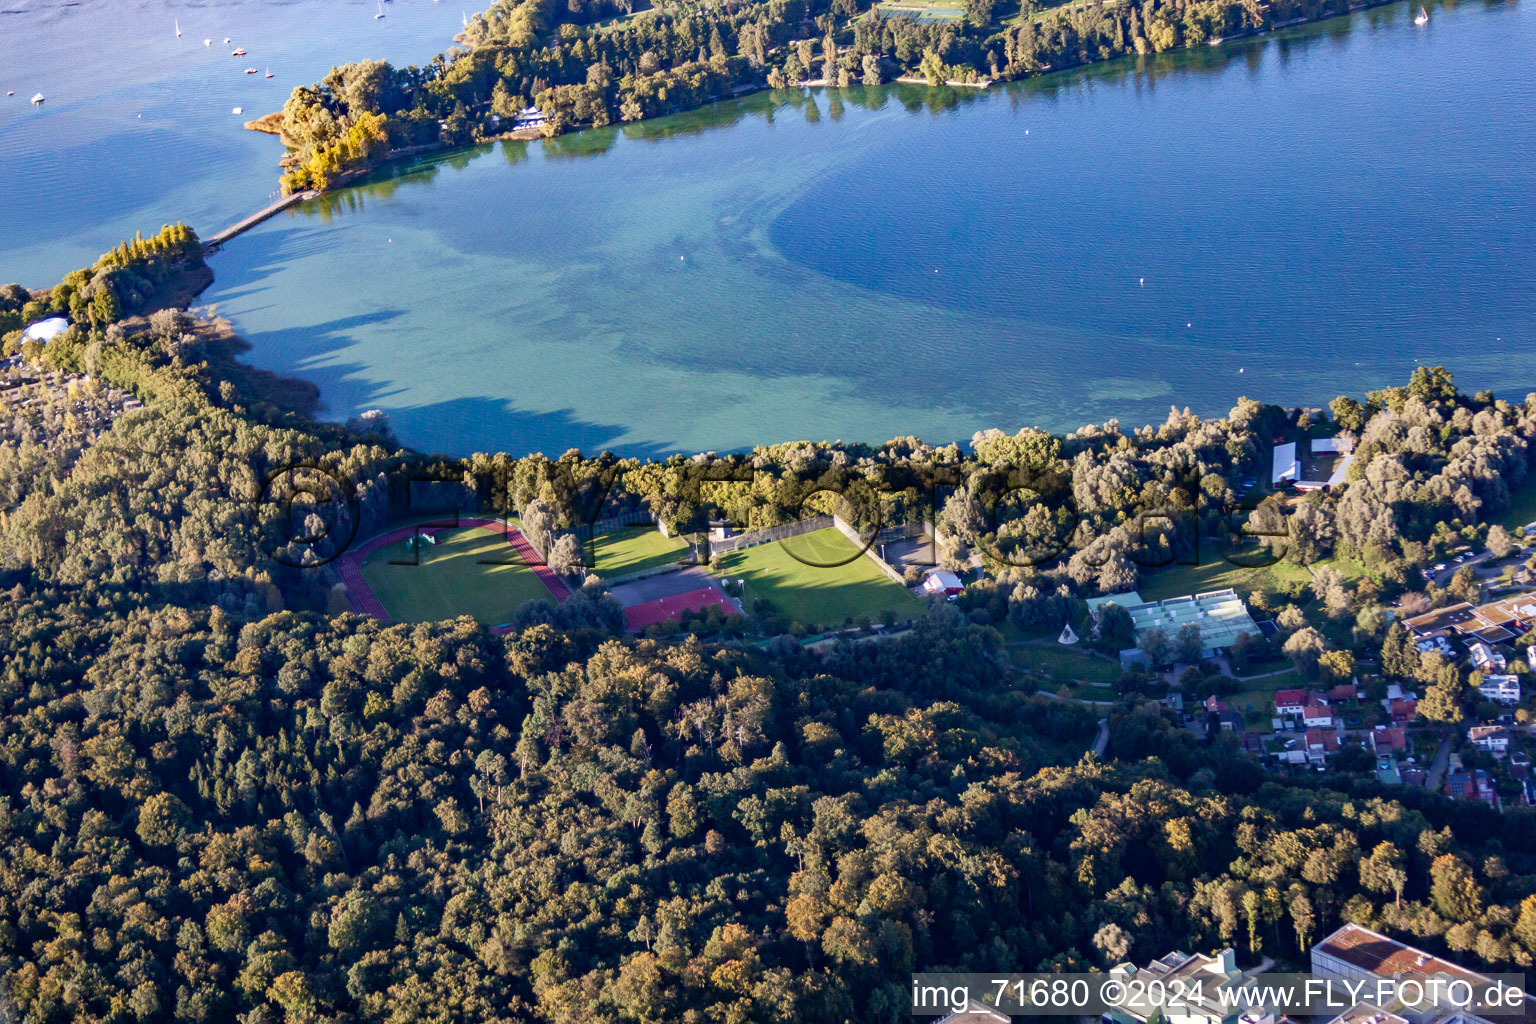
(271, 0, 1386, 190)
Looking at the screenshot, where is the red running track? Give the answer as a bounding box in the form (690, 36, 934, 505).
(623, 586, 733, 632)
(336, 518, 571, 626)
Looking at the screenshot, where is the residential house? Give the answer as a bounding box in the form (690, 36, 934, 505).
(1414, 635, 1455, 658)
(1387, 698, 1418, 724)
(1467, 725, 1510, 755)
(512, 105, 549, 130)
(1105, 948, 1264, 1024)
(1305, 727, 1340, 764)
(1369, 726, 1407, 755)
(1274, 688, 1309, 717)
(1468, 641, 1507, 673)
(1326, 683, 1361, 704)
(1303, 702, 1337, 729)
(1477, 674, 1521, 704)
(1447, 769, 1498, 806)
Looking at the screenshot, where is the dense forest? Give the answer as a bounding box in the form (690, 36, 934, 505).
(7, 585, 1536, 1024)
(4, 228, 1536, 1022)
(276, 0, 1375, 189)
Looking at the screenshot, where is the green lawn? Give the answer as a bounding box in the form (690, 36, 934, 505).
(1138, 553, 1368, 604)
(586, 526, 690, 578)
(1010, 644, 1122, 685)
(714, 528, 923, 630)
(1499, 477, 1536, 533)
(361, 526, 555, 626)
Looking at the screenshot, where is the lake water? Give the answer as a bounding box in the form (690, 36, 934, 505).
(0, 0, 465, 280)
(7, 0, 1535, 457)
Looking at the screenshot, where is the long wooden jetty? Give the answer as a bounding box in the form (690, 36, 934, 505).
(202, 189, 319, 254)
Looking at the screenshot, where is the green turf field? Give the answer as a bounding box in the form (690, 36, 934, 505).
(1137, 552, 1368, 603)
(587, 526, 690, 578)
(715, 528, 923, 630)
(1009, 644, 1123, 684)
(361, 527, 555, 625)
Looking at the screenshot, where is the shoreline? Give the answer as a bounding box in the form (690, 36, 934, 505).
(251, 0, 1414, 204)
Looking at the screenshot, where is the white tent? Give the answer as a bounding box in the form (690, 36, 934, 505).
(1058, 623, 1079, 645)
(1271, 441, 1298, 485)
(22, 316, 68, 343)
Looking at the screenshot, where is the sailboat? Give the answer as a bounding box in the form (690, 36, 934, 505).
(30, 92, 45, 104)
(265, 67, 274, 79)
(1414, 6, 1428, 23)
(204, 38, 212, 46)
(375, 0, 386, 17)
(462, 11, 469, 25)
(175, 18, 181, 36)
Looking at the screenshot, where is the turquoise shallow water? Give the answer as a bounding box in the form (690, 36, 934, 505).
(7, 0, 1536, 457)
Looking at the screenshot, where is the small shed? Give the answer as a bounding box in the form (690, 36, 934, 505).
(920, 569, 964, 598)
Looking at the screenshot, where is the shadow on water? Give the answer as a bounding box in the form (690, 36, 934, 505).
(384, 396, 674, 460)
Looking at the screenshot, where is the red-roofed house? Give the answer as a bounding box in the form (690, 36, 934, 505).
(1370, 726, 1407, 754)
(1303, 702, 1336, 729)
(1305, 727, 1340, 765)
(1275, 689, 1309, 716)
(1388, 699, 1418, 723)
(1327, 683, 1360, 704)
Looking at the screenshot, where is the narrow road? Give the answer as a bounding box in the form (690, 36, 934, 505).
(1091, 718, 1110, 758)
(1425, 732, 1452, 790)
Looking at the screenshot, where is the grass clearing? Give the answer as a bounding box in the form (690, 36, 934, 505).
(1138, 552, 1369, 604)
(715, 528, 923, 630)
(1499, 476, 1536, 534)
(587, 526, 690, 578)
(1010, 644, 1122, 685)
(361, 526, 554, 626)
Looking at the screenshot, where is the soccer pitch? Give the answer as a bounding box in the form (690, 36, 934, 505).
(360, 525, 557, 626)
(714, 528, 923, 630)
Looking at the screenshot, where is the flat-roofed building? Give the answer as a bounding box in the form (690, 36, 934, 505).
(1325, 1004, 1410, 1024)
(1311, 924, 1517, 1024)
(1105, 948, 1267, 1024)
(1478, 674, 1521, 705)
(1124, 590, 1261, 661)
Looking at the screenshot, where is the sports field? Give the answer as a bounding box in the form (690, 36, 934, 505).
(714, 528, 923, 630)
(359, 525, 557, 626)
(874, 0, 964, 21)
(587, 526, 690, 578)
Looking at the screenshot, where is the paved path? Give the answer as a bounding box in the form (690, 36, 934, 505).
(1425, 731, 1453, 790)
(1091, 718, 1110, 758)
